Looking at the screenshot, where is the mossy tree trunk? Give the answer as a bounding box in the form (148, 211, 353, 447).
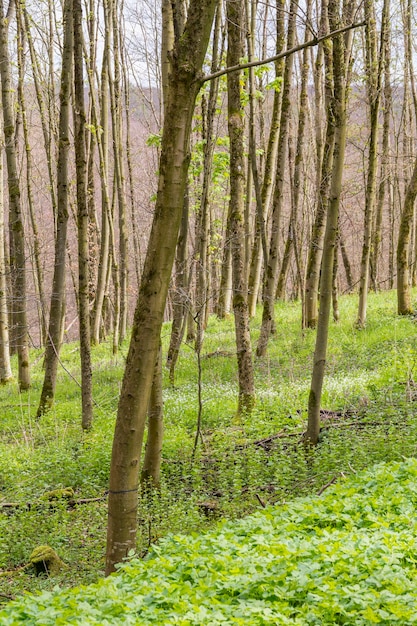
(105, 0, 217, 574)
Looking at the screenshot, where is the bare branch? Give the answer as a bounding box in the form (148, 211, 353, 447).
(201, 21, 366, 84)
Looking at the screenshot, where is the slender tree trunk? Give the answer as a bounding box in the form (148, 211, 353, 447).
(16, 9, 48, 347)
(356, 0, 385, 328)
(109, 0, 128, 346)
(37, 0, 73, 417)
(141, 343, 163, 487)
(339, 228, 354, 291)
(257, 0, 298, 357)
(304, 0, 334, 329)
(195, 5, 222, 335)
(91, 3, 111, 346)
(0, 134, 11, 383)
(397, 156, 417, 314)
(166, 190, 189, 380)
(216, 229, 233, 318)
(247, 0, 285, 317)
(227, 0, 255, 415)
(73, 0, 93, 430)
(0, 0, 30, 390)
(276, 11, 311, 298)
(105, 0, 216, 574)
(306, 0, 350, 444)
(370, 0, 391, 291)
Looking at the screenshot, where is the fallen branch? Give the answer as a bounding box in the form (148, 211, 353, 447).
(0, 493, 107, 513)
(317, 475, 339, 496)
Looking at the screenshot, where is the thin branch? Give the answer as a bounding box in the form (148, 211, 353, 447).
(201, 21, 366, 84)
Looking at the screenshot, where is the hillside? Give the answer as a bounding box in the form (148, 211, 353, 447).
(1, 290, 417, 611)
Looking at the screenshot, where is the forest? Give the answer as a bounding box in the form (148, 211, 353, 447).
(1, 0, 417, 621)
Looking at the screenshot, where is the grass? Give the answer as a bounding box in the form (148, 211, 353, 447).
(0, 289, 417, 602)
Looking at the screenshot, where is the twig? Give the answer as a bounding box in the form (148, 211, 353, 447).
(317, 475, 339, 496)
(256, 494, 266, 508)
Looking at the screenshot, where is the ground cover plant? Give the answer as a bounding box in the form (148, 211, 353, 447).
(0, 290, 417, 604)
(2, 458, 417, 624)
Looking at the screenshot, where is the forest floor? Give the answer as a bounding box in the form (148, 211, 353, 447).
(0, 289, 417, 605)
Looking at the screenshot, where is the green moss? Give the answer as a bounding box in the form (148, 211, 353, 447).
(29, 545, 67, 576)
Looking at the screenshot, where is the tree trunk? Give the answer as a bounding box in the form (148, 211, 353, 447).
(91, 2, 111, 346)
(105, 0, 216, 574)
(256, 0, 298, 357)
(397, 155, 417, 314)
(247, 0, 285, 318)
(276, 10, 311, 299)
(37, 0, 73, 417)
(0, 133, 11, 383)
(0, 0, 30, 390)
(227, 0, 255, 415)
(356, 0, 384, 328)
(304, 0, 334, 329)
(141, 342, 163, 488)
(306, 0, 350, 445)
(73, 0, 93, 430)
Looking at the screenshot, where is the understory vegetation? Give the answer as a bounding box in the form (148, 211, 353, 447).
(2, 458, 417, 624)
(1, 290, 417, 617)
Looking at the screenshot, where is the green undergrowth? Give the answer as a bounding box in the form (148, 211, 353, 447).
(2, 458, 417, 624)
(0, 290, 417, 602)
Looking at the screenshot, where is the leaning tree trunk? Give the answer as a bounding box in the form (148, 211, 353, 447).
(227, 0, 255, 415)
(105, 0, 217, 575)
(0, 0, 30, 390)
(37, 0, 73, 417)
